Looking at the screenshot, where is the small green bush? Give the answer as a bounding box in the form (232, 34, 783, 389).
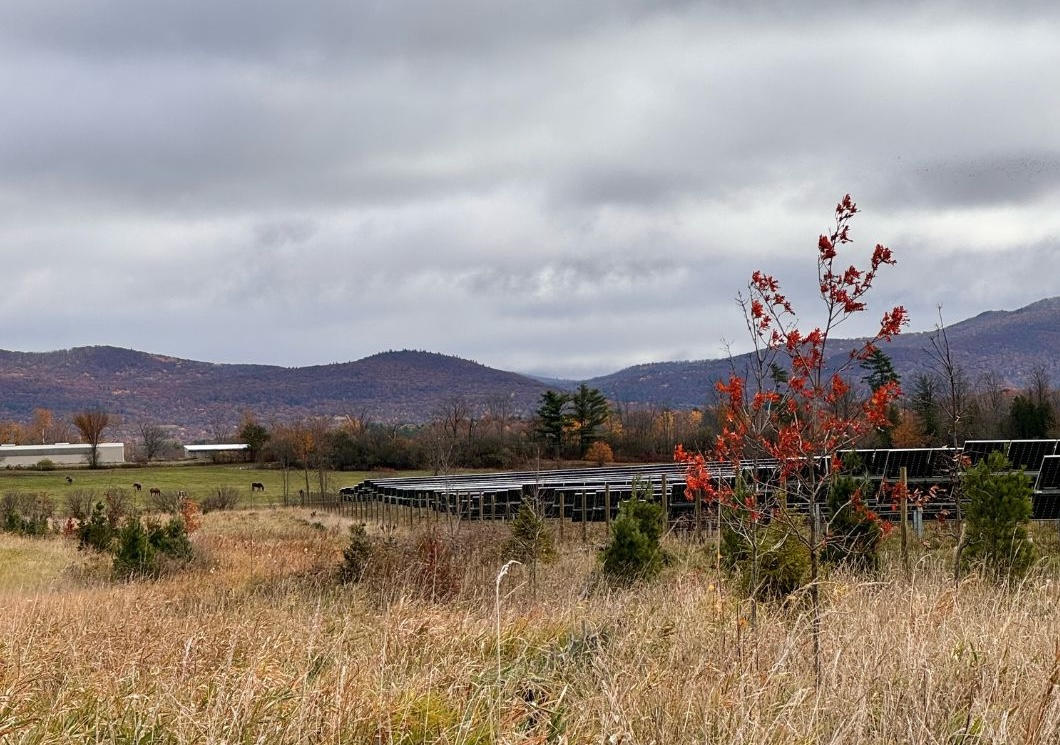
(35, 458, 55, 471)
(602, 498, 666, 582)
(823, 474, 883, 572)
(78, 501, 117, 552)
(112, 516, 194, 578)
(1, 491, 53, 536)
(504, 499, 557, 597)
(721, 508, 809, 600)
(339, 523, 374, 583)
(962, 451, 1036, 580)
(504, 501, 556, 566)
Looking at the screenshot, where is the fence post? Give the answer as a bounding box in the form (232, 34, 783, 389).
(581, 490, 588, 543)
(559, 492, 565, 542)
(604, 483, 611, 535)
(900, 466, 909, 575)
(660, 474, 669, 525)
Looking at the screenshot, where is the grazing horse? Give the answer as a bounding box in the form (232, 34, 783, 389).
(251, 482, 265, 492)
(65, 476, 73, 484)
(133, 483, 142, 492)
(149, 487, 162, 497)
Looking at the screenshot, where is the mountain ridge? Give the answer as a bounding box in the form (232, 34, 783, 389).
(0, 298, 1057, 438)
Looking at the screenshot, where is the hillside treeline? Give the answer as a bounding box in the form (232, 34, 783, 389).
(1, 366, 1057, 471)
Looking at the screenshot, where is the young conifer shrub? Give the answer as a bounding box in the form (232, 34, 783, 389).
(340, 523, 374, 583)
(962, 451, 1036, 580)
(602, 497, 666, 582)
(504, 500, 556, 596)
(112, 516, 194, 578)
(78, 501, 117, 553)
(823, 473, 883, 572)
(721, 507, 810, 600)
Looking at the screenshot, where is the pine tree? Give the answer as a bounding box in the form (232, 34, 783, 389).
(570, 384, 610, 456)
(823, 473, 883, 572)
(535, 390, 571, 459)
(504, 499, 556, 597)
(962, 451, 1036, 580)
(602, 480, 666, 582)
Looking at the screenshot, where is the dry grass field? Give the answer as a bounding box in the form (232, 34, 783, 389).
(3, 507, 1060, 743)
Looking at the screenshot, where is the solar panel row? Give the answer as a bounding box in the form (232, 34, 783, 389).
(341, 442, 1060, 523)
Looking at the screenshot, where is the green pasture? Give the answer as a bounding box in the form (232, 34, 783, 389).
(0, 463, 417, 508)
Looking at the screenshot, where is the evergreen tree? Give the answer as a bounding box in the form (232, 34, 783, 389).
(504, 499, 556, 597)
(860, 348, 901, 446)
(823, 473, 883, 572)
(570, 384, 610, 455)
(1009, 395, 1053, 439)
(910, 374, 941, 444)
(860, 348, 899, 392)
(535, 390, 571, 459)
(602, 480, 666, 582)
(962, 451, 1036, 580)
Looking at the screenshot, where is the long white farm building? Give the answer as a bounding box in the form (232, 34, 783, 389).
(0, 442, 126, 467)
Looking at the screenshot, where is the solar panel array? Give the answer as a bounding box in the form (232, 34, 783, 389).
(962, 440, 1060, 470)
(962, 440, 1008, 465)
(1007, 440, 1059, 471)
(340, 441, 1060, 524)
(849, 448, 955, 480)
(1036, 456, 1060, 491)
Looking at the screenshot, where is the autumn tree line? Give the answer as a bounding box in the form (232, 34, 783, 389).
(0, 363, 1056, 476)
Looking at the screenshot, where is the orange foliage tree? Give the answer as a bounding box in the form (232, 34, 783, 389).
(677, 195, 907, 682)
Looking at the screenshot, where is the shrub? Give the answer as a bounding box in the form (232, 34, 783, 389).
(823, 474, 883, 572)
(104, 489, 132, 525)
(721, 508, 810, 601)
(504, 500, 556, 565)
(64, 489, 96, 522)
(962, 451, 1036, 580)
(339, 523, 374, 583)
(602, 498, 666, 582)
(585, 441, 614, 466)
(414, 527, 461, 602)
(504, 499, 557, 597)
(148, 489, 183, 514)
(113, 516, 194, 578)
(78, 501, 118, 553)
(35, 459, 55, 471)
(1, 491, 53, 536)
(200, 486, 241, 513)
(179, 499, 202, 534)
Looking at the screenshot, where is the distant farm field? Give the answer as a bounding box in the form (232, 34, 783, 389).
(0, 463, 418, 506)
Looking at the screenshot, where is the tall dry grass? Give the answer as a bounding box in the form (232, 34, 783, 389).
(2, 508, 1060, 743)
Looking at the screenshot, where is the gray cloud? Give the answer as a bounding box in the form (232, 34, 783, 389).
(0, 1, 1058, 379)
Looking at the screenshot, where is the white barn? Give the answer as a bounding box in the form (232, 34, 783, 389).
(0, 442, 126, 467)
(183, 443, 250, 461)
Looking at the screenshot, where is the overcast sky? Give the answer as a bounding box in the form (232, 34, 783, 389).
(2, 1, 1058, 379)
